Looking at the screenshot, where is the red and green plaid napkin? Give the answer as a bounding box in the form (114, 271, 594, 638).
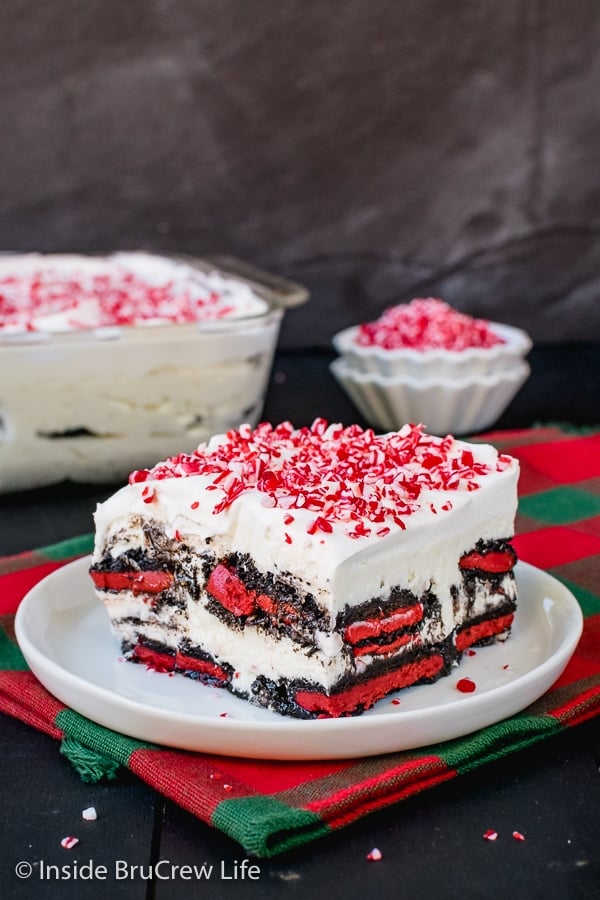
(1, 425, 599, 858)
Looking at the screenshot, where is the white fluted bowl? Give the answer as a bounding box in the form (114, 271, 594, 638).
(332, 320, 532, 379)
(330, 357, 531, 436)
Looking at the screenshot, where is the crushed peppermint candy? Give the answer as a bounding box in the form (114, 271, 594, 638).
(483, 830, 498, 841)
(356, 298, 503, 351)
(81, 807, 97, 821)
(60, 836, 80, 849)
(456, 677, 477, 693)
(512, 831, 526, 841)
(0, 257, 265, 334)
(130, 419, 513, 541)
(366, 847, 383, 861)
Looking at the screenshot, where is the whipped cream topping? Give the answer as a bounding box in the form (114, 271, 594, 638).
(356, 298, 504, 351)
(0, 252, 268, 334)
(129, 419, 515, 541)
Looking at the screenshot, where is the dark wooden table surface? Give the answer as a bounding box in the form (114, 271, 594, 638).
(1, 345, 600, 900)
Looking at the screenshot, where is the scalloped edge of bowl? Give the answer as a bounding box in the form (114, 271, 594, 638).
(330, 357, 531, 436)
(332, 320, 532, 379)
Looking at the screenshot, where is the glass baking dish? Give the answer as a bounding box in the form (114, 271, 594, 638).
(0, 253, 308, 492)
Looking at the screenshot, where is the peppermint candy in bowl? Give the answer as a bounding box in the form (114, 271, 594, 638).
(0, 252, 308, 491)
(332, 298, 532, 379)
(331, 298, 531, 435)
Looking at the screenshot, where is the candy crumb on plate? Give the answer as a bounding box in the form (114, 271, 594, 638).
(456, 677, 477, 693)
(60, 836, 80, 849)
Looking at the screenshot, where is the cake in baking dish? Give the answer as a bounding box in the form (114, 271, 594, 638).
(90, 419, 519, 718)
(0, 252, 298, 491)
(0, 251, 267, 334)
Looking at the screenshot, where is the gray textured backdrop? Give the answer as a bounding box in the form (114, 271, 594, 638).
(2, 0, 600, 346)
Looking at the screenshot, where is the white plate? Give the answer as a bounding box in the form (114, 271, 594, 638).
(15, 557, 583, 760)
